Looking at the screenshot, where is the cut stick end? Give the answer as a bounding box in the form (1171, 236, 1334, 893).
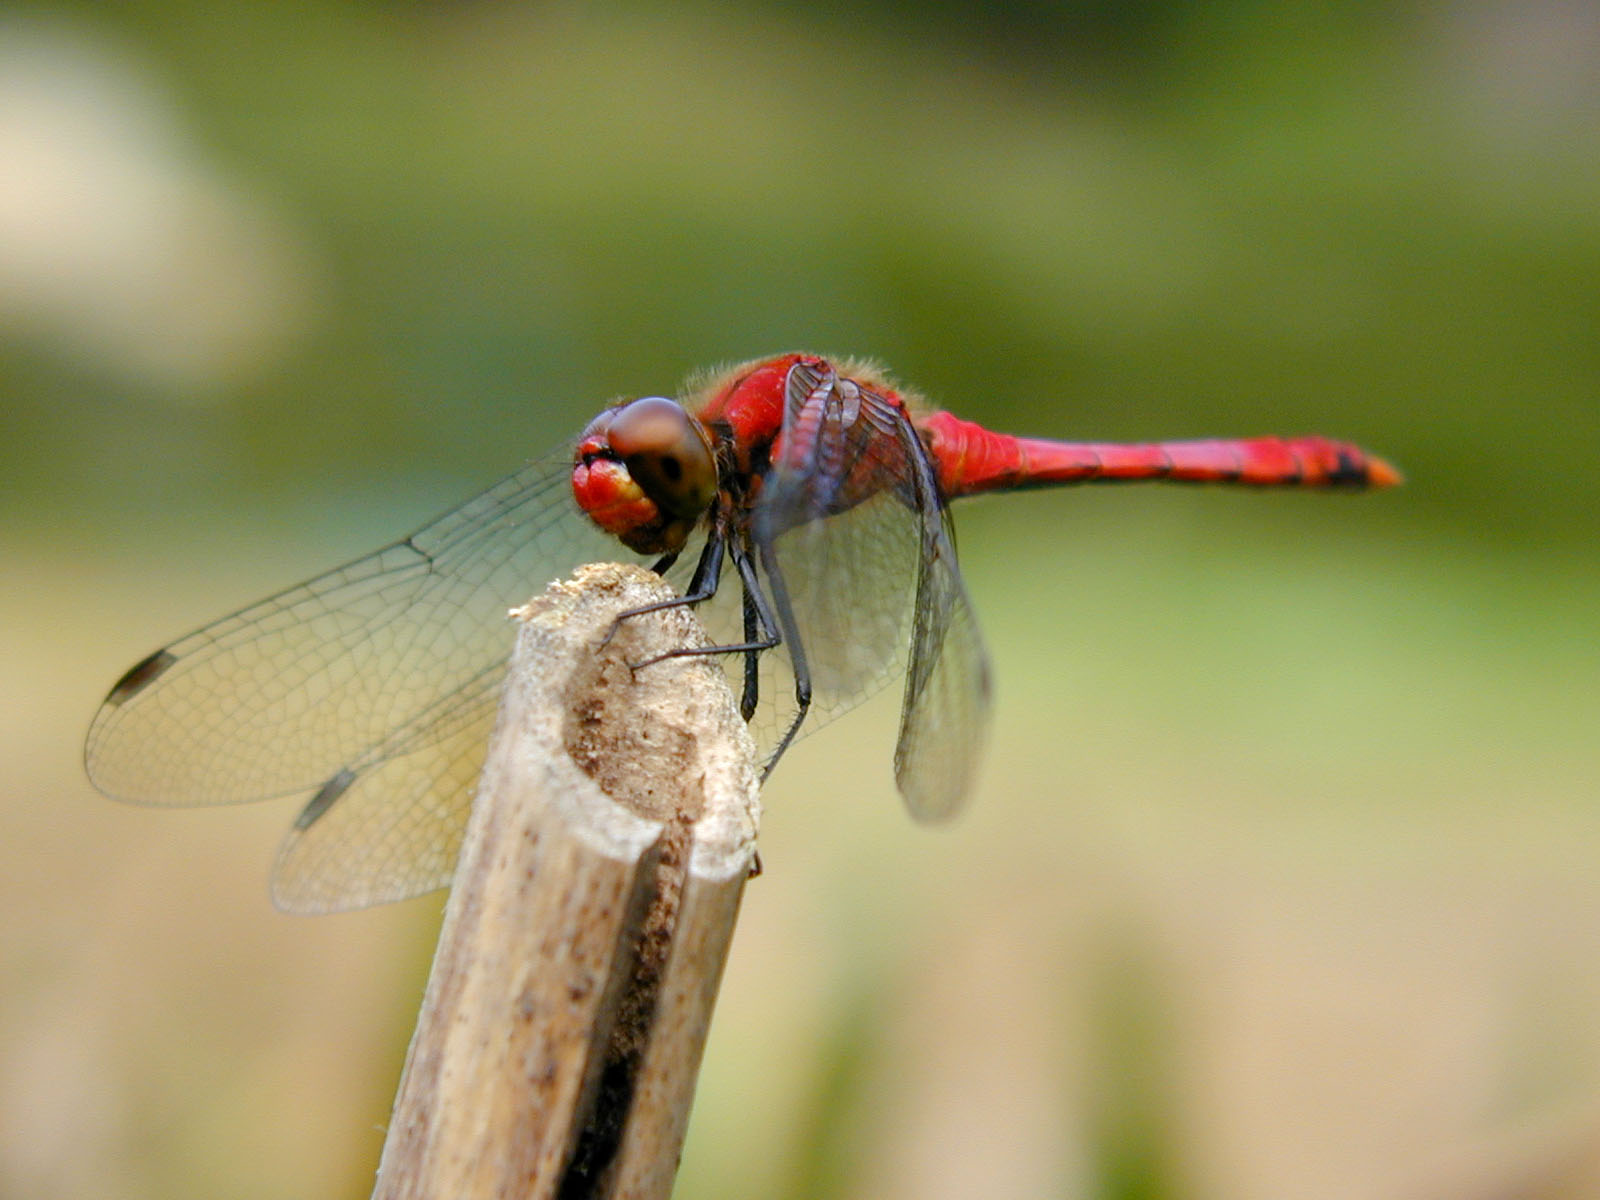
(374, 563, 760, 1200)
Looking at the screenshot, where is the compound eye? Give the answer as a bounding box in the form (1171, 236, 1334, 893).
(605, 396, 717, 519)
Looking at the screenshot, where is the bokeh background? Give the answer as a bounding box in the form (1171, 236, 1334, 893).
(4, 2, 1598, 1197)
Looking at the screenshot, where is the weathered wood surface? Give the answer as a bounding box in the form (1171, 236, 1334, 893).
(373, 563, 760, 1200)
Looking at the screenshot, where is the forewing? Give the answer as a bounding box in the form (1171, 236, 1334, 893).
(82, 451, 630, 800)
(84, 450, 650, 909)
(84, 452, 634, 809)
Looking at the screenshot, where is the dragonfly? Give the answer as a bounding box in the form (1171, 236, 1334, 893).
(86, 352, 1399, 913)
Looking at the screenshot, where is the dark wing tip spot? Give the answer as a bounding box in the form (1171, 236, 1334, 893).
(105, 648, 178, 706)
(295, 767, 358, 830)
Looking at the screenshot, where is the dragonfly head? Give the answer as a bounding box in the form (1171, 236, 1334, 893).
(572, 396, 718, 555)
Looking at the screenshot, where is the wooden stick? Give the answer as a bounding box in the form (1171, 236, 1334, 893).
(372, 562, 761, 1200)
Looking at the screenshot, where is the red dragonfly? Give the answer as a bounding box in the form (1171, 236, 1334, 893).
(86, 352, 1398, 912)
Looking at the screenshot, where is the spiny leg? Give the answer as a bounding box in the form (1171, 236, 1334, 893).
(753, 538, 811, 781)
(740, 558, 761, 721)
(727, 538, 782, 721)
(601, 533, 723, 652)
(628, 536, 780, 673)
(620, 530, 808, 770)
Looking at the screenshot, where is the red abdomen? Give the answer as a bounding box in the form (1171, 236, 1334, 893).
(921, 412, 1402, 497)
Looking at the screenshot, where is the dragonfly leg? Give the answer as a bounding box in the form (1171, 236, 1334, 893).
(739, 556, 761, 720)
(600, 534, 723, 650)
(627, 537, 781, 674)
(752, 538, 811, 781)
(691, 537, 781, 720)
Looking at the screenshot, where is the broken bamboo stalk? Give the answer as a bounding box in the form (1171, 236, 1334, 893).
(372, 562, 761, 1200)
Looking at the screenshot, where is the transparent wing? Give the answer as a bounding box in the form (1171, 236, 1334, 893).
(756, 360, 992, 820)
(84, 450, 657, 910)
(270, 672, 500, 913)
(758, 492, 918, 728)
(890, 499, 991, 821)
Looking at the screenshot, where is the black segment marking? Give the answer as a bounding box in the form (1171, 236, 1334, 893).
(105, 648, 177, 706)
(295, 767, 358, 830)
(1330, 448, 1366, 487)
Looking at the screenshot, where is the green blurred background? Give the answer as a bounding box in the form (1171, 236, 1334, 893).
(4, 2, 1598, 1197)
